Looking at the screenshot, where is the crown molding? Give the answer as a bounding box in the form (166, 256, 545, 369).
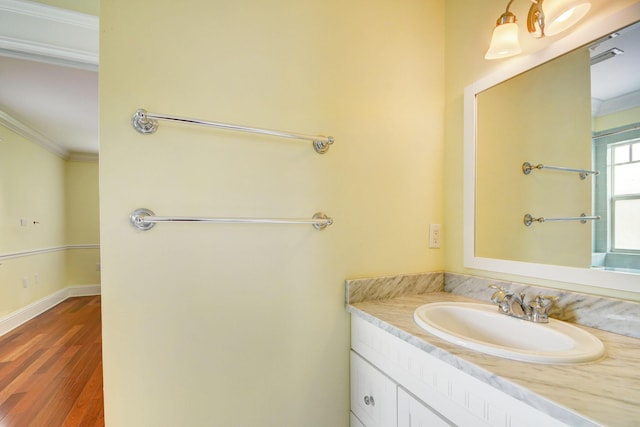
(0, 109, 69, 158)
(68, 151, 99, 162)
(593, 89, 640, 117)
(0, 0, 98, 70)
(0, 109, 100, 160)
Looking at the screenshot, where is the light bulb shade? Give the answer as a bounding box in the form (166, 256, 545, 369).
(485, 22, 522, 59)
(543, 0, 591, 36)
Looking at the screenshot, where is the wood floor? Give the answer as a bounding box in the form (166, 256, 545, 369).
(0, 296, 104, 426)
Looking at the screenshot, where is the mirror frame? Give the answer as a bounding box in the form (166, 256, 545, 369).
(464, 3, 640, 294)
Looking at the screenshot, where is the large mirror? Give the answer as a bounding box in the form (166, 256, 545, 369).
(464, 3, 640, 293)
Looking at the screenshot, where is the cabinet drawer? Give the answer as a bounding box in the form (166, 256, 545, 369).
(351, 350, 397, 427)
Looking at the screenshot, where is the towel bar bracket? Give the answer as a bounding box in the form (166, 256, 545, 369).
(132, 110, 159, 134)
(130, 208, 156, 230)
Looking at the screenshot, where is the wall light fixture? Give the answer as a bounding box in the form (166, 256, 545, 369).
(485, 0, 591, 60)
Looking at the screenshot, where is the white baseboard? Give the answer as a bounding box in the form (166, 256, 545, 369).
(67, 284, 101, 297)
(0, 284, 101, 337)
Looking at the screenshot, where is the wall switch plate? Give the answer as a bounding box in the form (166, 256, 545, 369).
(22, 277, 28, 288)
(20, 218, 28, 227)
(429, 224, 442, 249)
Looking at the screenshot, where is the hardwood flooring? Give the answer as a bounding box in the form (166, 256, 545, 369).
(0, 296, 104, 427)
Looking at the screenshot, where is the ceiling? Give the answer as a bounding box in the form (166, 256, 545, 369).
(0, 0, 98, 159)
(0, 55, 98, 155)
(590, 20, 640, 117)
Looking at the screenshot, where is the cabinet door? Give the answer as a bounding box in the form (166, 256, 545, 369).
(398, 387, 453, 427)
(350, 351, 397, 427)
(351, 411, 366, 427)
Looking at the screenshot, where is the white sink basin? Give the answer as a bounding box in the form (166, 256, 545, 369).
(414, 302, 605, 364)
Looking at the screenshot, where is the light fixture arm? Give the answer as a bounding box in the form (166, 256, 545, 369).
(527, 0, 546, 38)
(497, 0, 517, 25)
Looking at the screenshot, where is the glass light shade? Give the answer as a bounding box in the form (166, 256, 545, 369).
(485, 23, 522, 60)
(543, 0, 591, 36)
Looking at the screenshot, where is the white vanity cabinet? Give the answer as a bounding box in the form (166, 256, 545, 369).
(350, 350, 450, 427)
(397, 388, 452, 427)
(350, 351, 397, 427)
(350, 315, 569, 427)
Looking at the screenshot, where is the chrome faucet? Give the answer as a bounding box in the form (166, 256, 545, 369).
(489, 285, 557, 323)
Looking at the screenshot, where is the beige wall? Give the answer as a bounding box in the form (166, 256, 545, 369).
(100, 0, 444, 425)
(444, 0, 640, 299)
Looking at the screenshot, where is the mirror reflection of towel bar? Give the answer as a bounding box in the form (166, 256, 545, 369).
(522, 162, 599, 180)
(129, 208, 333, 231)
(523, 213, 601, 227)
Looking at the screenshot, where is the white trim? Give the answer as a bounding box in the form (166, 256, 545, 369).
(66, 244, 100, 250)
(68, 152, 99, 162)
(594, 89, 640, 117)
(0, 284, 101, 337)
(0, 109, 69, 158)
(0, 0, 98, 71)
(463, 3, 640, 294)
(0, 244, 100, 261)
(0, 107, 99, 162)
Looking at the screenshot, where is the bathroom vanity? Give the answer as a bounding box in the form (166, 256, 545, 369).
(346, 273, 640, 427)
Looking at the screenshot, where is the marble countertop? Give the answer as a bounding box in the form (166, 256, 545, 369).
(348, 292, 640, 427)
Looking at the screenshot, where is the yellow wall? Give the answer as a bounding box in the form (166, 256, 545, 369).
(100, 0, 444, 425)
(0, 127, 66, 316)
(0, 126, 100, 317)
(66, 160, 101, 285)
(0, 130, 66, 252)
(475, 48, 592, 267)
(594, 106, 640, 131)
(444, 0, 640, 299)
(30, 0, 99, 16)
(66, 160, 100, 244)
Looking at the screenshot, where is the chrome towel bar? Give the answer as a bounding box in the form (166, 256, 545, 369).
(131, 109, 334, 154)
(522, 162, 599, 180)
(129, 208, 333, 231)
(523, 213, 601, 226)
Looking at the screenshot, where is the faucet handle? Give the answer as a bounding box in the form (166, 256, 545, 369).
(488, 285, 510, 313)
(534, 294, 558, 306)
(488, 284, 508, 294)
(530, 295, 558, 322)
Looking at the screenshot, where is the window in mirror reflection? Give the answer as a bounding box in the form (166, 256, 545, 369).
(590, 20, 640, 273)
(611, 139, 640, 251)
(592, 128, 640, 272)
